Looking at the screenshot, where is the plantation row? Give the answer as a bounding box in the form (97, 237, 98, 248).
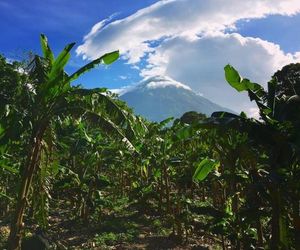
(0, 35, 300, 249)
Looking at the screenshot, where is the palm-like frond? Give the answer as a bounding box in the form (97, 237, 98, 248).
(40, 34, 54, 65)
(51, 90, 138, 150)
(68, 51, 119, 82)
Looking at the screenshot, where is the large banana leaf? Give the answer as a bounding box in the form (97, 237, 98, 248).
(224, 64, 265, 94)
(36, 35, 119, 106)
(193, 158, 219, 182)
(40, 34, 54, 65)
(52, 94, 137, 150)
(83, 111, 136, 151)
(48, 42, 75, 83)
(66, 89, 136, 139)
(224, 64, 271, 120)
(68, 51, 119, 82)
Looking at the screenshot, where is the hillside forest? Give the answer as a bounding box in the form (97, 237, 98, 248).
(0, 35, 300, 250)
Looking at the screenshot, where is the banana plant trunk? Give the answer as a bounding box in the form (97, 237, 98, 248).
(163, 163, 171, 214)
(293, 198, 300, 250)
(270, 185, 280, 250)
(8, 128, 45, 250)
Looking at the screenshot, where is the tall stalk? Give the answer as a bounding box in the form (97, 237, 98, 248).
(270, 186, 280, 250)
(293, 199, 300, 249)
(163, 163, 171, 214)
(8, 128, 45, 250)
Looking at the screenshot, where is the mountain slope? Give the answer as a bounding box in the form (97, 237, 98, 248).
(118, 76, 232, 121)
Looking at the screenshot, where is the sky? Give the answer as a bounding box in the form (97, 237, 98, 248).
(1, 0, 300, 116)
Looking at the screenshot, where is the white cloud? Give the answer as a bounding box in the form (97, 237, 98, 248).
(77, 0, 300, 63)
(76, 0, 300, 115)
(143, 75, 191, 90)
(110, 75, 191, 95)
(119, 75, 128, 80)
(110, 86, 133, 96)
(141, 33, 300, 113)
(248, 107, 260, 119)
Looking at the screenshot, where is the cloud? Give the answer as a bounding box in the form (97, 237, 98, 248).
(119, 75, 128, 80)
(76, 0, 300, 63)
(110, 86, 134, 96)
(111, 75, 191, 95)
(77, 0, 300, 115)
(141, 33, 300, 112)
(143, 75, 192, 90)
(248, 107, 260, 119)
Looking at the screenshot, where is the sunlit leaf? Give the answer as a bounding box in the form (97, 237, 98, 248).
(68, 51, 119, 82)
(193, 158, 219, 182)
(0, 164, 19, 174)
(40, 34, 54, 64)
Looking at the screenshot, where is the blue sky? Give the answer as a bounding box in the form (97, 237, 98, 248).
(1, 0, 300, 115)
(236, 14, 300, 53)
(0, 0, 157, 88)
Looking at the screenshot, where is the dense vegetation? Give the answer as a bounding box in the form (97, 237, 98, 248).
(0, 35, 299, 250)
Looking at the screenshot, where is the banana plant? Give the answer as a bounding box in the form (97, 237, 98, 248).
(195, 64, 300, 249)
(224, 64, 300, 249)
(6, 34, 135, 250)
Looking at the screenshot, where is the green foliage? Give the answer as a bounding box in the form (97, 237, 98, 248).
(0, 36, 299, 249)
(179, 111, 206, 124)
(93, 230, 137, 247)
(193, 158, 219, 182)
(68, 50, 119, 82)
